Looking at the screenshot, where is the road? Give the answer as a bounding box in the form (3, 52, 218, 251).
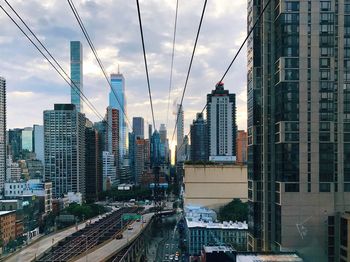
(5, 213, 105, 262)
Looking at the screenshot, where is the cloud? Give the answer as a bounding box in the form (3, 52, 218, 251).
(0, 0, 247, 139)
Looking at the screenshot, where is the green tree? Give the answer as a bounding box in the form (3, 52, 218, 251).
(218, 199, 248, 222)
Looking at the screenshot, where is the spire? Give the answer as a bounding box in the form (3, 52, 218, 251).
(118, 64, 120, 74)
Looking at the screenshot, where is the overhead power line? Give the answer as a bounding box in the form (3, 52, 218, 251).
(67, 0, 133, 131)
(166, 0, 180, 128)
(176, 0, 272, 156)
(170, 0, 208, 145)
(135, 0, 156, 130)
(0, 2, 106, 123)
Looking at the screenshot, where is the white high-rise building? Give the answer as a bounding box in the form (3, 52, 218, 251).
(102, 151, 117, 190)
(44, 104, 85, 198)
(0, 77, 6, 192)
(206, 82, 236, 162)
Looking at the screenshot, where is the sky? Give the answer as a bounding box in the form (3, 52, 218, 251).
(0, 0, 247, 144)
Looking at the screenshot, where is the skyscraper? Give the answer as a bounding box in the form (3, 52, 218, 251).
(85, 124, 102, 202)
(133, 117, 144, 139)
(44, 104, 85, 198)
(21, 127, 33, 152)
(176, 105, 184, 162)
(105, 107, 119, 183)
(159, 124, 167, 144)
(148, 124, 152, 140)
(0, 77, 6, 192)
(7, 128, 22, 161)
(206, 82, 236, 162)
(247, 1, 350, 260)
(190, 113, 208, 162)
(70, 41, 83, 113)
(135, 138, 146, 184)
(33, 125, 44, 164)
(109, 73, 127, 161)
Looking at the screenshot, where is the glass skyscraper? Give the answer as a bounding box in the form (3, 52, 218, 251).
(70, 41, 83, 113)
(247, 1, 350, 261)
(109, 73, 127, 162)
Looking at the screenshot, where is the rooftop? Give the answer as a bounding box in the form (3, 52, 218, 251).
(236, 253, 303, 262)
(204, 246, 234, 253)
(186, 217, 248, 230)
(0, 210, 15, 216)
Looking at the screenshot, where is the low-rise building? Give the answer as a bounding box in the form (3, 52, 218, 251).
(4, 179, 52, 213)
(184, 164, 248, 209)
(200, 246, 303, 262)
(0, 211, 16, 246)
(0, 200, 20, 211)
(184, 205, 248, 256)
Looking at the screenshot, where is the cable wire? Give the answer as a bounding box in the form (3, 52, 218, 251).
(170, 0, 208, 145)
(0, 4, 107, 125)
(166, 0, 179, 128)
(67, 0, 133, 131)
(176, 0, 271, 158)
(3, 0, 104, 121)
(135, 0, 156, 130)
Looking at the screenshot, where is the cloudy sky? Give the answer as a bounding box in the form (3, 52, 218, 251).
(0, 0, 247, 145)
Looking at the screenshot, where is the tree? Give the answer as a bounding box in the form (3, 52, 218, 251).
(218, 199, 248, 222)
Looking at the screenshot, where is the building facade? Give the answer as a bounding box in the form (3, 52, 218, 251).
(0, 77, 5, 192)
(207, 82, 236, 163)
(236, 130, 247, 164)
(133, 117, 144, 139)
(247, 1, 350, 260)
(70, 41, 83, 113)
(44, 104, 85, 198)
(176, 104, 185, 163)
(184, 164, 248, 209)
(106, 106, 119, 172)
(85, 126, 102, 202)
(190, 113, 208, 162)
(102, 151, 117, 190)
(0, 211, 16, 246)
(33, 125, 44, 164)
(109, 73, 127, 160)
(7, 128, 22, 161)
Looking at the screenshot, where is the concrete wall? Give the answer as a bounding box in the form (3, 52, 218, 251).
(184, 164, 248, 210)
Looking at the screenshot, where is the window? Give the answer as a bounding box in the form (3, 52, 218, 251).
(320, 58, 330, 68)
(320, 1, 331, 11)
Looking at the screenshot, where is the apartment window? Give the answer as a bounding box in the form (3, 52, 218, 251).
(320, 58, 330, 68)
(320, 1, 331, 11)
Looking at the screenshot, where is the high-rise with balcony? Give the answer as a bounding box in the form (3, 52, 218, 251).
(44, 104, 85, 198)
(70, 41, 83, 113)
(206, 82, 236, 163)
(0, 77, 6, 192)
(247, 1, 350, 261)
(109, 73, 127, 161)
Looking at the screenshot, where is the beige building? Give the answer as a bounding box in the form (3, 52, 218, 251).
(184, 164, 248, 210)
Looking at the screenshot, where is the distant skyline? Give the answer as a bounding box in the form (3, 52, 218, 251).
(0, 0, 247, 136)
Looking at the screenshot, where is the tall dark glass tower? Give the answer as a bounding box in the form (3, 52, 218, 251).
(70, 41, 83, 113)
(190, 113, 208, 162)
(247, 1, 350, 261)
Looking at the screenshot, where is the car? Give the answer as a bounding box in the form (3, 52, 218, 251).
(115, 233, 123, 239)
(169, 255, 174, 259)
(127, 225, 133, 230)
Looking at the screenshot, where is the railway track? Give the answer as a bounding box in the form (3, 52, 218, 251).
(37, 207, 143, 262)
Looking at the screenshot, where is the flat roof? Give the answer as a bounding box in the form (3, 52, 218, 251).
(0, 210, 15, 216)
(0, 200, 18, 203)
(186, 218, 248, 230)
(204, 246, 234, 253)
(236, 254, 303, 262)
